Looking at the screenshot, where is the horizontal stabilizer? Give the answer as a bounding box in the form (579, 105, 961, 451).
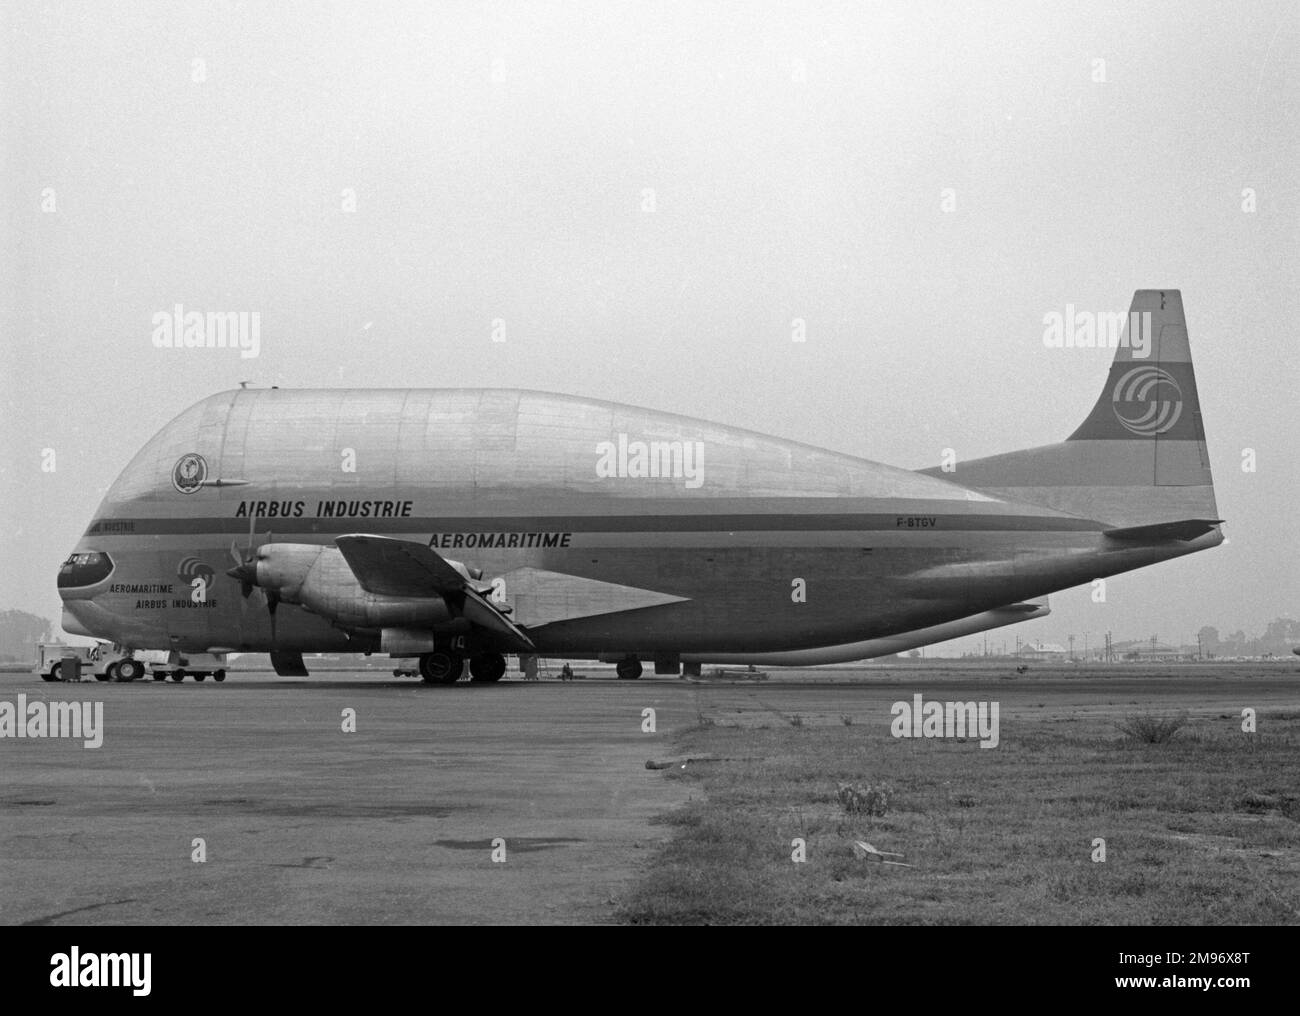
(996, 600, 1049, 614)
(1103, 518, 1224, 542)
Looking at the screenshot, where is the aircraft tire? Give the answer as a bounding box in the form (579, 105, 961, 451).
(117, 659, 145, 681)
(616, 657, 642, 680)
(420, 651, 462, 684)
(469, 653, 507, 682)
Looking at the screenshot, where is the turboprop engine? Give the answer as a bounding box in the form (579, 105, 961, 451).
(227, 542, 478, 630)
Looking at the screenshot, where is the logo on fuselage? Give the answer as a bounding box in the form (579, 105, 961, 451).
(1111, 366, 1183, 436)
(177, 556, 215, 583)
(172, 453, 208, 493)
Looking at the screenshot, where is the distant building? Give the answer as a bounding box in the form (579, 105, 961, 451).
(1110, 639, 1198, 662)
(1015, 641, 1067, 660)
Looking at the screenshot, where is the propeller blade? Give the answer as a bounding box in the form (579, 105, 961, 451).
(228, 519, 271, 600)
(267, 591, 279, 644)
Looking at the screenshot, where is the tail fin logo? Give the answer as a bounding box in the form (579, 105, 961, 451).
(1111, 366, 1183, 436)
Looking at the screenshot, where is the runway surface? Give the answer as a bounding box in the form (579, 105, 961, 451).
(2, 664, 1296, 924)
(0, 673, 698, 925)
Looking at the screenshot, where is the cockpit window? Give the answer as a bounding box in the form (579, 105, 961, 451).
(57, 551, 114, 588)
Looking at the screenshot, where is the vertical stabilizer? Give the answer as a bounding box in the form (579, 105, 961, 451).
(922, 290, 1219, 528)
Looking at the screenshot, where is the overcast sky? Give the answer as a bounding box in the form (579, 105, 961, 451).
(2, 1, 1296, 652)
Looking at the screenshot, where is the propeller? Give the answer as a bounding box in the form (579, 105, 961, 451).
(227, 512, 260, 595)
(264, 587, 280, 644)
(226, 514, 279, 644)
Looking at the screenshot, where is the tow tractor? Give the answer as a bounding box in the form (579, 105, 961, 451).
(36, 642, 146, 682)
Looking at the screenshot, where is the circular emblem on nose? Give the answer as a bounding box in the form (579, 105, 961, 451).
(1111, 366, 1183, 436)
(172, 453, 208, 493)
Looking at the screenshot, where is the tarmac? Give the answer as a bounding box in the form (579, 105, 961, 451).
(2, 663, 1296, 924)
(0, 672, 697, 925)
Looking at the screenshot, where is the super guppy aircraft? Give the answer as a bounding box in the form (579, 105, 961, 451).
(59, 291, 1222, 682)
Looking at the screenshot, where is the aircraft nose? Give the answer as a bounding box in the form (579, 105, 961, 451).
(58, 550, 114, 598)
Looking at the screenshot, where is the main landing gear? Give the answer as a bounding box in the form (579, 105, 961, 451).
(418, 651, 462, 684)
(468, 652, 507, 683)
(616, 656, 643, 680)
(418, 649, 508, 684)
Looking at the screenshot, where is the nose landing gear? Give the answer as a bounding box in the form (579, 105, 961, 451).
(116, 659, 145, 682)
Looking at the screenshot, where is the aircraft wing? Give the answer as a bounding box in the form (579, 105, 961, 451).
(334, 535, 536, 652)
(334, 534, 469, 596)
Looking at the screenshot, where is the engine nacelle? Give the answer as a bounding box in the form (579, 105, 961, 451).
(380, 628, 437, 654)
(234, 543, 454, 630)
(249, 543, 323, 602)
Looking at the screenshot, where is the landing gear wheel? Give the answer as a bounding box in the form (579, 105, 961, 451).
(170, 670, 186, 682)
(213, 670, 226, 683)
(117, 659, 145, 682)
(469, 652, 507, 682)
(193, 672, 207, 682)
(101, 664, 117, 682)
(49, 663, 63, 682)
(616, 657, 643, 680)
(419, 651, 463, 684)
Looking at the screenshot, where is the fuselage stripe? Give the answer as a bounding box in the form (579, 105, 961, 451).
(86, 513, 1104, 537)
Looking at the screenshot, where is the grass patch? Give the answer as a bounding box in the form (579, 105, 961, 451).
(1117, 711, 1190, 744)
(837, 781, 895, 816)
(618, 711, 1300, 925)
